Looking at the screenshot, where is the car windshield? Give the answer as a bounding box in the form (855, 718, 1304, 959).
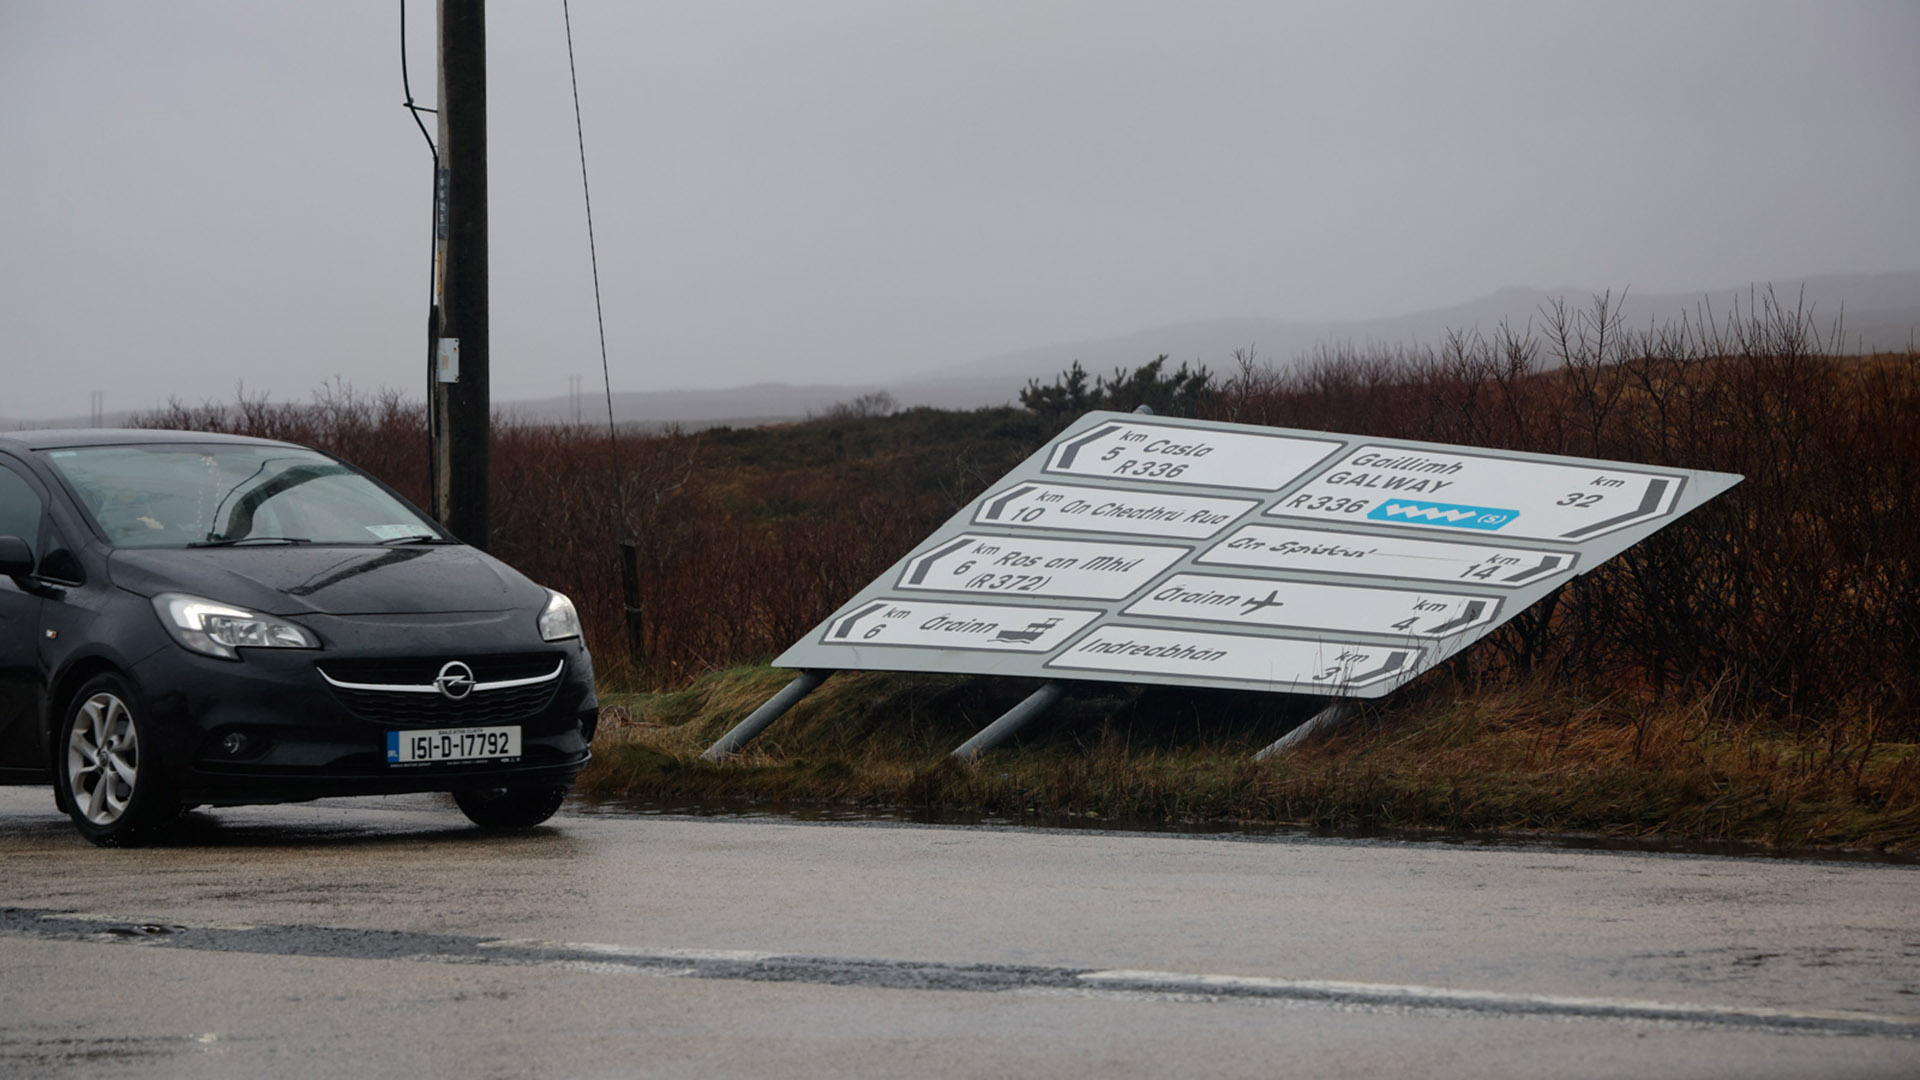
(42, 443, 442, 549)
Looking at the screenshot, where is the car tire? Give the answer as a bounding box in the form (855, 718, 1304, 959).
(453, 784, 569, 829)
(56, 674, 178, 847)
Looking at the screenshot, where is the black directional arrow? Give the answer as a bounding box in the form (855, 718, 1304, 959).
(1502, 554, 1568, 584)
(905, 538, 977, 586)
(830, 601, 890, 640)
(1560, 478, 1672, 539)
(1343, 649, 1412, 686)
(1052, 424, 1121, 469)
(1424, 599, 1490, 635)
(982, 485, 1038, 520)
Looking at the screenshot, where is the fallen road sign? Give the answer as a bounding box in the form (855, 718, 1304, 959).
(773, 411, 1742, 699)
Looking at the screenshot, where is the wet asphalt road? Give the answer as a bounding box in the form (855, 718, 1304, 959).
(2, 786, 1918, 1079)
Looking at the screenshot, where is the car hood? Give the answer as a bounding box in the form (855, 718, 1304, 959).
(107, 544, 543, 617)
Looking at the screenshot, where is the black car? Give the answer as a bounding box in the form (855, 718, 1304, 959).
(0, 429, 597, 845)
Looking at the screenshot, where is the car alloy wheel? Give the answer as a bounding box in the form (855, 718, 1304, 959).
(58, 675, 176, 846)
(68, 691, 139, 825)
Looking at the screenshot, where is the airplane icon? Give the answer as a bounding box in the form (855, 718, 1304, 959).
(1239, 590, 1285, 615)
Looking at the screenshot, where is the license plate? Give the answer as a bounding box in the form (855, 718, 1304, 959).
(386, 726, 522, 765)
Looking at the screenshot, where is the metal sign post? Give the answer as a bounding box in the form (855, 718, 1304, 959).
(700, 670, 831, 761)
(704, 411, 1741, 758)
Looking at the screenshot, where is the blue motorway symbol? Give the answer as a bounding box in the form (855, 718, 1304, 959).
(1368, 500, 1519, 531)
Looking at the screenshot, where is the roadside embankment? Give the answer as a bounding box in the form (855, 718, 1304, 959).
(579, 666, 1920, 854)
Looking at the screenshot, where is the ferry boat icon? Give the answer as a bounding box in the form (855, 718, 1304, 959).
(993, 617, 1062, 644)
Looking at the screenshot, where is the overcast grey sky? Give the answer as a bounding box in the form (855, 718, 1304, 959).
(3, 1, 1917, 420)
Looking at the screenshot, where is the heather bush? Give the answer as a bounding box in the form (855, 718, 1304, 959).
(1208, 292, 1919, 731)
(132, 297, 1918, 737)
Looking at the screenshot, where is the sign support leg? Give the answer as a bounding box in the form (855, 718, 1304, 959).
(951, 681, 1067, 760)
(700, 671, 831, 760)
(1253, 699, 1360, 760)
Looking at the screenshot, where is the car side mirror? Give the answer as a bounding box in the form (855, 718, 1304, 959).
(0, 535, 32, 578)
(38, 547, 84, 585)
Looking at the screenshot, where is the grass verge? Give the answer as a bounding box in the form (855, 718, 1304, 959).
(580, 667, 1920, 854)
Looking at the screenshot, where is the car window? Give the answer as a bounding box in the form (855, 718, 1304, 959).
(41, 444, 439, 549)
(0, 464, 43, 562)
(36, 526, 84, 584)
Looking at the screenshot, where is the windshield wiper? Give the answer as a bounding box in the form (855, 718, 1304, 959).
(378, 534, 451, 545)
(189, 536, 314, 548)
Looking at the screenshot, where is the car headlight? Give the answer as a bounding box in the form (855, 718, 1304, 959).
(153, 593, 319, 661)
(538, 589, 582, 642)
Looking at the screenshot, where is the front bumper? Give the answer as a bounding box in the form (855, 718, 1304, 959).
(129, 616, 597, 806)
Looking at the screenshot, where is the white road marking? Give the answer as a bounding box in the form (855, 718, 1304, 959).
(1078, 970, 1920, 1028)
(10, 908, 1917, 1037)
(477, 938, 777, 962)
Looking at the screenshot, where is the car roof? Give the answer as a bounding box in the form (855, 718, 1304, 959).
(0, 428, 303, 453)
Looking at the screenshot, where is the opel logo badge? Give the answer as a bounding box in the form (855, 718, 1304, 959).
(434, 661, 476, 701)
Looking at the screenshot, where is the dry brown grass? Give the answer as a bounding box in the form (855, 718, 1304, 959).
(134, 297, 1920, 820)
(136, 303, 1920, 740)
(579, 668, 1920, 853)
(1210, 295, 1920, 733)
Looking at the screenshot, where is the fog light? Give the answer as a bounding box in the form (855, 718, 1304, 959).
(220, 732, 251, 757)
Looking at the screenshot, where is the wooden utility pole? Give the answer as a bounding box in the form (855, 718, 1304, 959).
(432, 0, 489, 548)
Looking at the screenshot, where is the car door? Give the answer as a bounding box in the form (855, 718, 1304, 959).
(0, 458, 48, 777)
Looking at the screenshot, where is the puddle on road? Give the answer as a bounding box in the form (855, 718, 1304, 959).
(569, 793, 1920, 866)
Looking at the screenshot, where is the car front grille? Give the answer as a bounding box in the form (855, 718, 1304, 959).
(317, 653, 562, 686)
(316, 653, 566, 727)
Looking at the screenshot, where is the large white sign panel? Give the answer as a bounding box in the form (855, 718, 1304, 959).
(1196, 524, 1575, 588)
(1044, 419, 1341, 490)
(1046, 627, 1418, 690)
(1270, 445, 1686, 541)
(775, 411, 1742, 698)
(972, 482, 1257, 540)
(1124, 574, 1499, 638)
(897, 534, 1187, 600)
(819, 599, 1099, 654)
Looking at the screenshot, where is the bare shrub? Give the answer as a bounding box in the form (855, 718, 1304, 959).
(125, 301, 1919, 739)
(816, 391, 897, 420)
(1210, 292, 1920, 733)
(1022, 356, 1216, 420)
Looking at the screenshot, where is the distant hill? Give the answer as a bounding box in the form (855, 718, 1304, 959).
(501, 269, 1919, 427)
(495, 383, 896, 431)
(931, 270, 1920, 385)
(10, 271, 1913, 431)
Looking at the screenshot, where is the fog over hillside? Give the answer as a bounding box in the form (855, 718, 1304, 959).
(493, 270, 1920, 427)
(8, 270, 1914, 433)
